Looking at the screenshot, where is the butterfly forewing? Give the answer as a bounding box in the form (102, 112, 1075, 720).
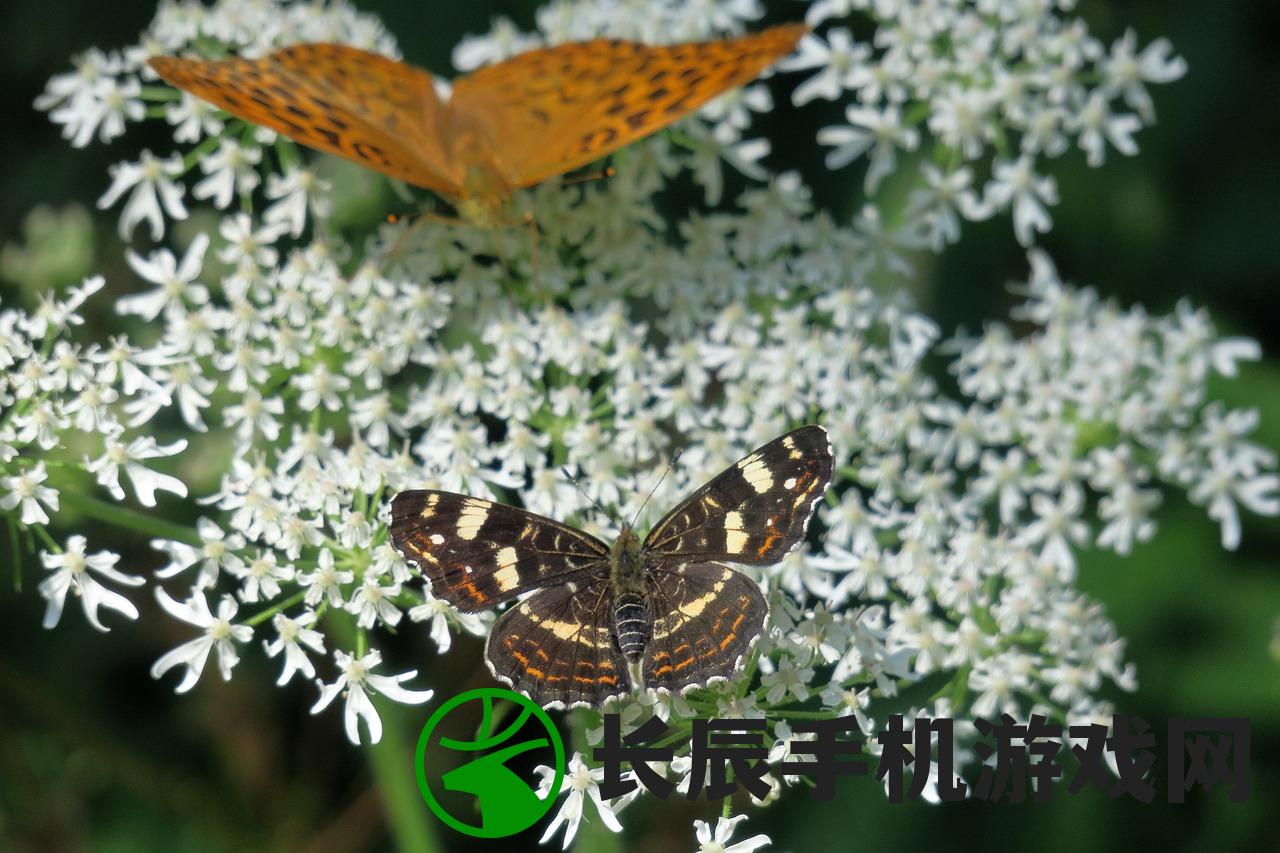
(450, 23, 807, 188)
(643, 424, 834, 566)
(389, 490, 608, 612)
(486, 578, 631, 708)
(149, 44, 462, 194)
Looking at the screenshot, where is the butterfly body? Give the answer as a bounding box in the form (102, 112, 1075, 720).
(608, 526, 649, 661)
(148, 25, 806, 226)
(390, 425, 834, 708)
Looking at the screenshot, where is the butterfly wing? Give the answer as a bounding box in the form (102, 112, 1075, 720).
(643, 561, 768, 693)
(451, 23, 806, 189)
(486, 577, 632, 708)
(149, 44, 463, 195)
(390, 490, 609, 612)
(642, 425, 834, 565)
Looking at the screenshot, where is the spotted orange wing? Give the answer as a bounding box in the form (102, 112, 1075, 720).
(148, 44, 463, 195)
(450, 23, 807, 189)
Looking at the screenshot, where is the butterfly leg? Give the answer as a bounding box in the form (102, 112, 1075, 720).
(377, 208, 470, 264)
(524, 211, 541, 292)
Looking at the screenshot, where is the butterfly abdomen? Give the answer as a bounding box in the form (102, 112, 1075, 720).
(611, 590, 650, 662)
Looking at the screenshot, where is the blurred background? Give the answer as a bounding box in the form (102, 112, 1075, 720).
(0, 0, 1277, 850)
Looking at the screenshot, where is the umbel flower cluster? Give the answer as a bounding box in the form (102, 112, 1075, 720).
(13, 0, 1274, 848)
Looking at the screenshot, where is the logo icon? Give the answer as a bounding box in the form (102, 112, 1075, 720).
(415, 687, 566, 838)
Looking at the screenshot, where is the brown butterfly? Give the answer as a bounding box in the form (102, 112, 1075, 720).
(148, 25, 805, 227)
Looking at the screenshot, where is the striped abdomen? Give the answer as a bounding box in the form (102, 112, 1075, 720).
(611, 591, 650, 662)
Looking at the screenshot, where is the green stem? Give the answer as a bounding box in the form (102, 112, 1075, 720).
(243, 590, 308, 627)
(328, 614, 440, 853)
(365, 699, 441, 853)
(765, 708, 839, 720)
(31, 523, 60, 553)
(57, 489, 203, 546)
(572, 710, 622, 853)
(7, 516, 22, 591)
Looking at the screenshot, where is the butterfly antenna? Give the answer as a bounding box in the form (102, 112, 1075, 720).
(629, 448, 682, 529)
(561, 466, 619, 526)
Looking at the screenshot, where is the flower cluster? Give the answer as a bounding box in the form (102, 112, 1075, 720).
(785, 0, 1187, 248)
(16, 0, 1272, 849)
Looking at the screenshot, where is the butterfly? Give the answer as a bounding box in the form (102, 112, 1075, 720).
(389, 425, 834, 709)
(148, 25, 806, 227)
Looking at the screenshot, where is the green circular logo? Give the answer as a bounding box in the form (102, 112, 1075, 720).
(415, 687, 566, 838)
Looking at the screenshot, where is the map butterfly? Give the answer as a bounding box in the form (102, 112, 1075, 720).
(390, 425, 833, 708)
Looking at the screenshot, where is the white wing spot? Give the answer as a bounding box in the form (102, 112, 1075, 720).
(456, 500, 490, 540)
(537, 619, 582, 640)
(678, 581, 725, 619)
(494, 546, 520, 591)
(783, 477, 798, 490)
(724, 510, 748, 553)
(738, 455, 774, 494)
(429, 533, 445, 545)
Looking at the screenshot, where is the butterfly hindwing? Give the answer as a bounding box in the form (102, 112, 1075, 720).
(643, 561, 768, 693)
(643, 424, 834, 565)
(389, 490, 608, 612)
(486, 577, 631, 708)
(148, 44, 462, 194)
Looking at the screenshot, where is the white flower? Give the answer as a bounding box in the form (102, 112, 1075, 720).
(264, 166, 331, 236)
(692, 815, 770, 853)
(39, 535, 143, 631)
(536, 753, 635, 850)
(87, 434, 189, 507)
(50, 76, 143, 148)
(118, 234, 210, 320)
(1103, 30, 1187, 122)
(263, 610, 325, 685)
(192, 139, 262, 208)
(35, 47, 121, 113)
(298, 548, 354, 608)
(1, 461, 60, 525)
(1190, 455, 1280, 551)
(1019, 489, 1090, 577)
(228, 549, 295, 603)
(929, 86, 995, 161)
(164, 91, 225, 143)
(780, 29, 868, 106)
(1075, 90, 1140, 167)
(310, 649, 433, 745)
(760, 656, 815, 704)
(216, 212, 287, 269)
(152, 517, 245, 589)
(347, 572, 403, 628)
(408, 593, 487, 653)
(985, 156, 1058, 247)
(97, 151, 187, 240)
(150, 590, 252, 692)
(817, 104, 919, 192)
(1096, 483, 1160, 554)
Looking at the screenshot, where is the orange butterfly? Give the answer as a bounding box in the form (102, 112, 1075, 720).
(148, 25, 806, 227)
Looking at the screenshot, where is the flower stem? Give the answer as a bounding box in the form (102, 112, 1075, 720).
(7, 516, 22, 591)
(328, 614, 440, 853)
(365, 699, 441, 853)
(572, 711, 622, 853)
(57, 488, 204, 546)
